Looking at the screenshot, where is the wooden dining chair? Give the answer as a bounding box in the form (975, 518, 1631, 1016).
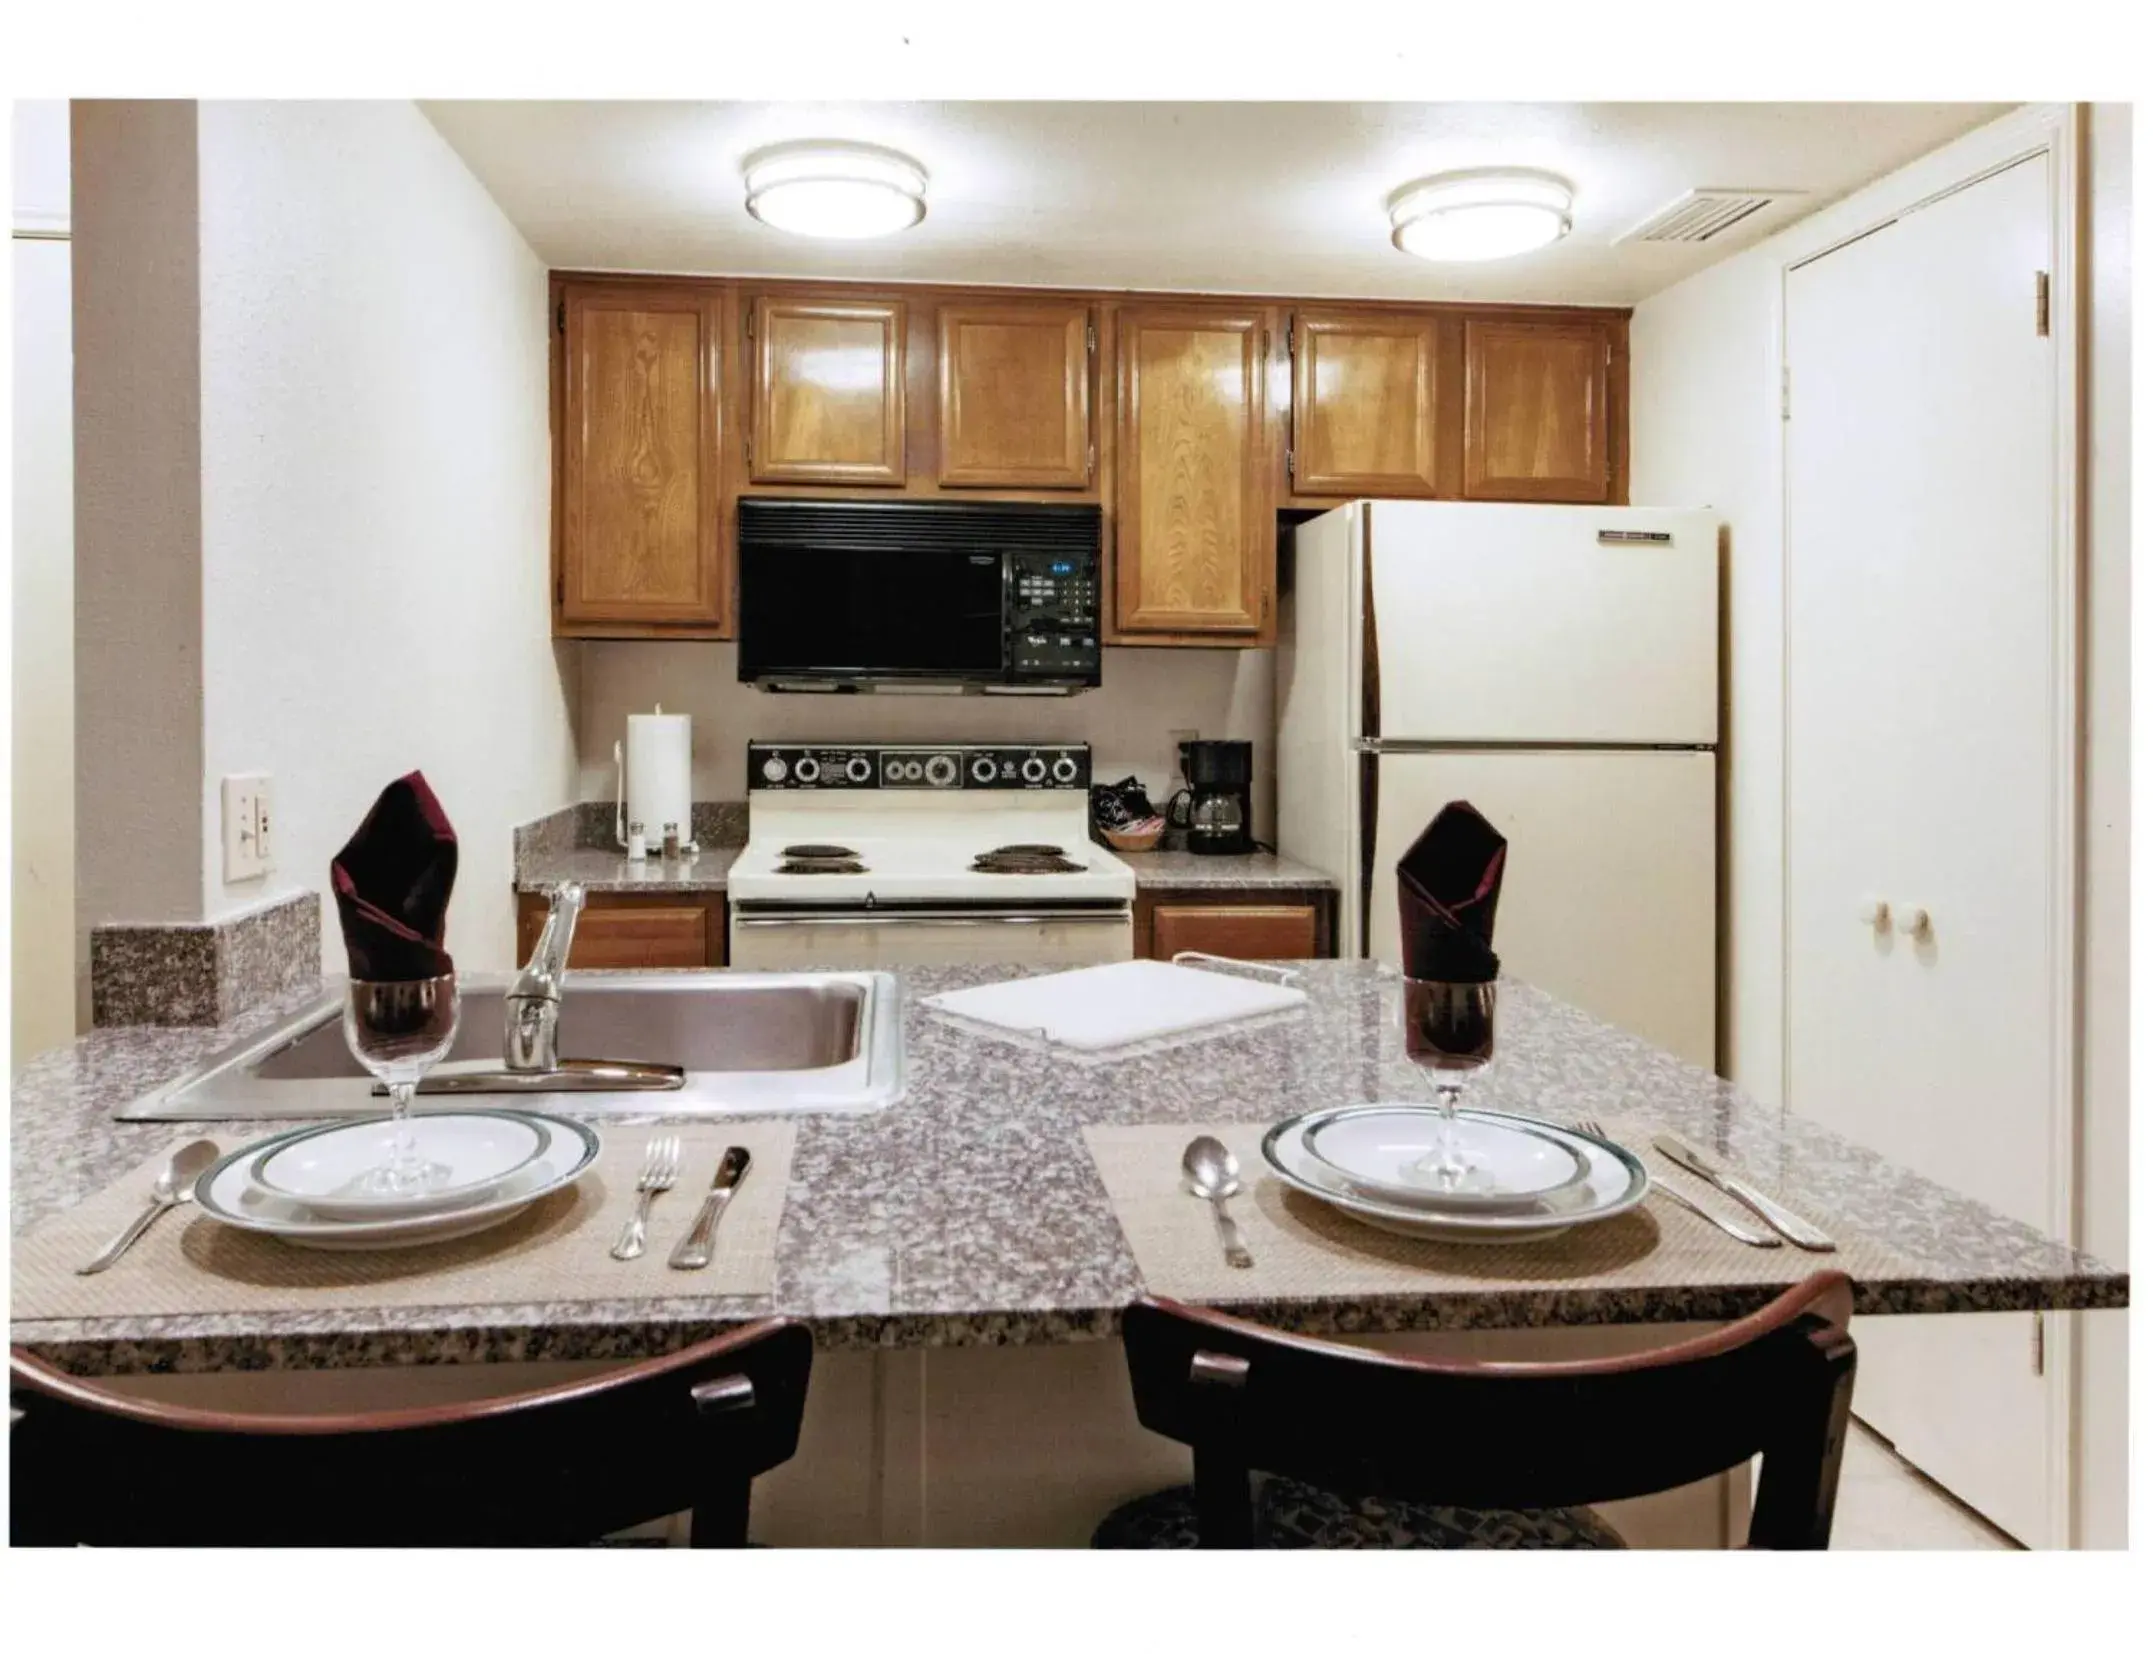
(1095, 1271, 1857, 1550)
(9, 1318, 813, 1547)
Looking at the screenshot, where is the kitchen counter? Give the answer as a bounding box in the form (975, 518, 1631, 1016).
(10, 962, 2121, 1377)
(1115, 848, 1333, 890)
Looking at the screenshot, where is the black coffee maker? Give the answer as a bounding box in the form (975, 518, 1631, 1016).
(1168, 739, 1256, 856)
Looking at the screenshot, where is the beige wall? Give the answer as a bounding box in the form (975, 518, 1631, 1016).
(577, 643, 1277, 839)
(11, 101, 78, 1065)
(193, 101, 577, 973)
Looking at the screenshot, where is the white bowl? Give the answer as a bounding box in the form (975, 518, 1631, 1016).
(246, 1110, 550, 1221)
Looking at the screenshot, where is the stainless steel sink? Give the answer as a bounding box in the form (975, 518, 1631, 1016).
(118, 971, 905, 1120)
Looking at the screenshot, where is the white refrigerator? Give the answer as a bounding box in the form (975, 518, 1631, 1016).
(1277, 501, 1721, 1070)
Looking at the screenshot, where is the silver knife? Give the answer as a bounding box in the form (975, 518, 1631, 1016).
(1652, 1134, 1836, 1252)
(667, 1147, 752, 1271)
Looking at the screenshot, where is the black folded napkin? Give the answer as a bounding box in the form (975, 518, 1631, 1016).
(330, 771, 458, 982)
(1397, 800, 1506, 983)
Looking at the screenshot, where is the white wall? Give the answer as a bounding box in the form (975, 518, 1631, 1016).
(11, 100, 78, 1065)
(193, 102, 577, 973)
(1630, 103, 2129, 1547)
(577, 643, 1276, 836)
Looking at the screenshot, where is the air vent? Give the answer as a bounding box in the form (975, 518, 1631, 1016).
(1615, 189, 1804, 245)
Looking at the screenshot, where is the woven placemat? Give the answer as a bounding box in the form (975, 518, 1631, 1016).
(11, 1122, 796, 1322)
(1082, 1119, 1913, 1301)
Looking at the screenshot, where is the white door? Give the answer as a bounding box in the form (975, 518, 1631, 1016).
(1785, 153, 2065, 1544)
(1365, 501, 1719, 745)
(1368, 749, 1717, 1069)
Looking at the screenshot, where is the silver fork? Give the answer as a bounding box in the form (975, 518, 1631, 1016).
(1574, 1117, 1780, 1248)
(610, 1135, 681, 1261)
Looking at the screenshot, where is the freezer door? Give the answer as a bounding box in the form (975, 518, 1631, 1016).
(1365, 501, 1720, 745)
(1366, 749, 1717, 1070)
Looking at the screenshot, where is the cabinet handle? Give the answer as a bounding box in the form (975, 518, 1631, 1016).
(1896, 906, 1933, 942)
(1858, 897, 1891, 930)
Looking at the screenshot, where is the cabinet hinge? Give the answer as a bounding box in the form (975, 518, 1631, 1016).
(2032, 1310, 2046, 1376)
(1780, 364, 1791, 423)
(1286, 447, 1296, 483)
(555, 300, 565, 336)
(1085, 320, 1096, 356)
(2035, 270, 2051, 337)
(1086, 440, 1096, 481)
(744, 307, 754, 342)
(1286, 316, 1295, 357)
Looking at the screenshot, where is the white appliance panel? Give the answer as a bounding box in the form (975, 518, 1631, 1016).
(1367, 749, 1717, 1069)
(729, 913, 1132, 971)
(1364, 501, 1720, 746)
(1275, 504, 1366, 947)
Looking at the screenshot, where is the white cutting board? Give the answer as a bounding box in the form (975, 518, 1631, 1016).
(921, 960, 1307, 1052)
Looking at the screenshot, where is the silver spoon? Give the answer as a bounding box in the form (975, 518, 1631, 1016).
(78, 1138, 220, 1275)
(1181, 1136, 1254, 1269)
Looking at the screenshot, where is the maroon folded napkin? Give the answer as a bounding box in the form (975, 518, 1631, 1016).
(1397, 801, 1505, 983)
(330, 771, 458, 982)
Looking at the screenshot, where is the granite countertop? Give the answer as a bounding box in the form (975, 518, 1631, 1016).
(513, 842, 1331, 896)
(10, 962, 2122, 1376)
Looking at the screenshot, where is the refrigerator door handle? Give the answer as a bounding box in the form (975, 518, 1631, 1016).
(1357, 750, 1379, 959)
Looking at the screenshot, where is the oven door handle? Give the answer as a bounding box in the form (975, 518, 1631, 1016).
(734, 911, 1131, 928)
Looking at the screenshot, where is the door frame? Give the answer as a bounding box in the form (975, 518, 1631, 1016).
(1773, 104, 2084, 1546)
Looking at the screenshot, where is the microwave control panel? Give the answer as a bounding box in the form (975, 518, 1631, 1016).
(1009, 550, 1099, 680)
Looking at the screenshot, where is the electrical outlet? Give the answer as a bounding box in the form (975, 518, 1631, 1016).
(1168, 728, 1200, 783)
(221, 773, 273, 882)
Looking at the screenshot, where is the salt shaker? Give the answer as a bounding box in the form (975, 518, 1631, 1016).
(625, 821, 646, 859)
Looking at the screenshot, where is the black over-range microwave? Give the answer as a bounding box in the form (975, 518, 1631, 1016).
(736, 499, 1102, 693)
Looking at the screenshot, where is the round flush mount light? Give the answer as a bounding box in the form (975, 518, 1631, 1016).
(1387, 169, 1574, 263)
(743, 140, 928, 240)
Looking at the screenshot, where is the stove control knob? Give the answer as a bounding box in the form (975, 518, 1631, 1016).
(1020, 756, 1048, 785)
(845, 755, 873, 785)
(924, 754, 959, 788)
(969, 755, 998, 787)
(793, 756, 822, 785)
(760, 755, 790, 784)
(1050, 754, 1080, 785)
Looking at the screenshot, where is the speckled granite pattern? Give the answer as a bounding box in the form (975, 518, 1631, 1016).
(1113, 849, 1335, 891)
(515, 804, 747, 893)
(11, 963, 2123, 1376)
(89, 893, 321, 1028)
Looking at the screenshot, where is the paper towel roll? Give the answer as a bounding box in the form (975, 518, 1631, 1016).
(625, 708, 692, 855)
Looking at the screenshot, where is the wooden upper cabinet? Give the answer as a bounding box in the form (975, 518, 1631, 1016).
(935, 301, 1094, 489)
(1289, 309, 1441, 497)
(558, 284, 724, 629)
(1114, 306, 1273, 637)
(1462, 316, 1612, 503)
(747, 294, 906, 486)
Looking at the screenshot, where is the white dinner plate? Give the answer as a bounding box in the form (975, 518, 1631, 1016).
(1300, 1106, 1592, 1213)
(194, 1115, 600, 1251)
(247, 1111, 551, 1221)
(1262, 1108, 1647, 1245)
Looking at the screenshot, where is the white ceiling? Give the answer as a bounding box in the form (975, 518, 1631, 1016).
(421, 101, 2008, 306)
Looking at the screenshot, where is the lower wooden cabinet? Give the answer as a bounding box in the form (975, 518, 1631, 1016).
(1138, 893, 1332, 962)
(513, 891, 727, 970)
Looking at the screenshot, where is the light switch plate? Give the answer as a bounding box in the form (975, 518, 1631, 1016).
(221, 773, 273, 882)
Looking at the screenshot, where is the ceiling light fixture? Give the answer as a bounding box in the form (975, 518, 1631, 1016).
(1387, 169, 1574, 263)
(743, 140, 928, 240)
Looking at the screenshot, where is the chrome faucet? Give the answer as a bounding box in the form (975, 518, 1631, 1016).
(505, 881, 586, 1072)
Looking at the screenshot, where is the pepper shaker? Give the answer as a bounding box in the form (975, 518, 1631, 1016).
(662, 822, 681, 861)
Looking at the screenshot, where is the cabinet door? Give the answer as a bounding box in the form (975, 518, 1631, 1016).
(1114, 306, 1272, 635)
(937, 301, 1093, 488)
(559, 285, 724, 627)
(1150, 902, 1318, 962)
(747, 295, 906, 486)
(519, 899, 711, 970)
(1290, 309, 1440, 496)
(1462, 317, 1610, 503)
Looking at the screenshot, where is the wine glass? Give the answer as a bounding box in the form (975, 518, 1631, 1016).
(342, 974, 461, 1196)
(1402, 976, 1497, 1191)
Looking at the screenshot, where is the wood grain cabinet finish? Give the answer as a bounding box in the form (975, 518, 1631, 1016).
(515, 893, 726, 970)
(936, 301, 1094, 489)
(1289, 309, 1442, 497)
(747, 295, 907, 486)
(1462, 317, 1612, 503)
(1114, 306, 1274, 637)
(1147, 901, 1321, 962)
(559, 286, 724, 628)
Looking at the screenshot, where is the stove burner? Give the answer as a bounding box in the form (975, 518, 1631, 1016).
(774, 859, 865, 876)
(972, 845, 1082, 875)
(782, 843, 860, 861)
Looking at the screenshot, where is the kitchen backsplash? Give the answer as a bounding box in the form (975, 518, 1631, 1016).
(575, 642, 1277, 837)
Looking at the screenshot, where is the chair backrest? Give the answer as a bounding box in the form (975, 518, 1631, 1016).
(1121, 1272, 1857, 1549)
(10, 1318, 813, 1547)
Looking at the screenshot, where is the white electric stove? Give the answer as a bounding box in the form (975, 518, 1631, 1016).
(727, 742, 1136, 970)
